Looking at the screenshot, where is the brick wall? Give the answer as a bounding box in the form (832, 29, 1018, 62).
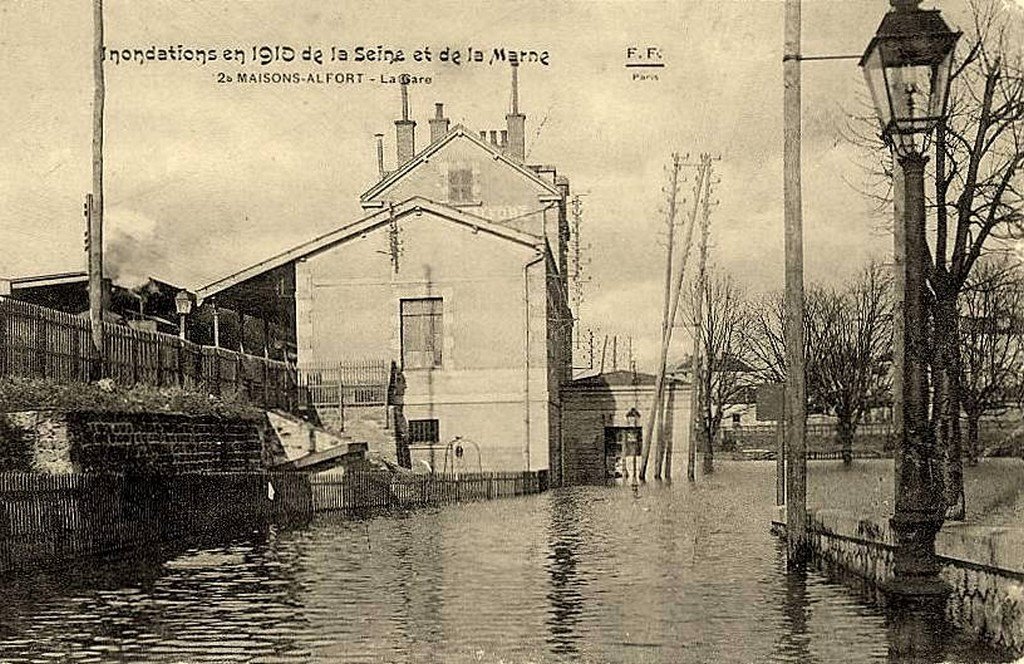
(4, 410, 264, 474)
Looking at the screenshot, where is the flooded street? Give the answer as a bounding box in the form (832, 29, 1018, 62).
(0, 462, 1014, 663)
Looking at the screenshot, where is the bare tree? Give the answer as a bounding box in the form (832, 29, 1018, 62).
(748, 291, 822, 392)
(958, 257, 1024, 466)
(748, 292, 788, 387)
(846, 0, 1024, 517)
(690, 270, 756, 474)
(811, 262, 893, 465)
(748, 262, 893, 463)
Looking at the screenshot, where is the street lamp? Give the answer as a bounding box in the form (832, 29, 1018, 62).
(860, 0, 959, 618)
(174, 290, 193, 341)
(626, 407, 641, 488)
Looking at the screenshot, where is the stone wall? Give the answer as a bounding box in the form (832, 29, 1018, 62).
(2, 410, 263, 474)
(798, 508, 1024, 656)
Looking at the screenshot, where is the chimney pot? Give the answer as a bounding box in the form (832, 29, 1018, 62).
(506, 64, 526, 161)
(375, 133, 385, 178)
(395, 83, 416, 164)
(429, 102, 450, 143)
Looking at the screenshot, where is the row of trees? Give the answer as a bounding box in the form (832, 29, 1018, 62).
(689, 256, 1024, 479)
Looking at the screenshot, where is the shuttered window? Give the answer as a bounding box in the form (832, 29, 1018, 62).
(401, 298, 443, 369)
(448, 168, 474, 203)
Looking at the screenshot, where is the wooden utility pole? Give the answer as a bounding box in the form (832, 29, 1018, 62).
(783, 0, 808, 566)
(88, 0, 106, 376)
(687, 154, 714, 481)
(652, 155, 702, 479)
(640, 153, 686, 480)
(654, 155, 707, 479)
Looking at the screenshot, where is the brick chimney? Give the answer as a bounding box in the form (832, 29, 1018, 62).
(505, 63, 526, 161)
(395, 83, 416, 165)
(429, 103, 450, 143)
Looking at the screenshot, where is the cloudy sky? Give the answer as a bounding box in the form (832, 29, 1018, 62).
(2, 0, 1017, 369)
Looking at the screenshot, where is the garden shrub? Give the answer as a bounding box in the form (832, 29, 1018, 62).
(0, 376, 264, 420)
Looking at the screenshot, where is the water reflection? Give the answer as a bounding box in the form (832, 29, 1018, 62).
(545, 489, 585, 656)
(771, 552, 812, 663)
(0, 463, 1015, 663)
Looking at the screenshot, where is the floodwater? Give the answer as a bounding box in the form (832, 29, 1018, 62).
(0, 462, 1015, 663)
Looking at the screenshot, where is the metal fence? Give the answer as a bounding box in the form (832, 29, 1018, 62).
(311, 470, 549, 512)
(298, 359, 393, 409)
(0, 297, 297, 410)
(724, 418, 1024, 458)
(723, 421, 895, 454)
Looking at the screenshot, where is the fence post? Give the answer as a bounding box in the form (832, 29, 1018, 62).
(130, 330, 139, 385)
(262, 360, 269, 409)
(33, 308, 46, 378)
(0, 303, 9, 378)
(176, 339, 184, 388)
(235, 354, 242, 396)
(214, 349, 222, 395)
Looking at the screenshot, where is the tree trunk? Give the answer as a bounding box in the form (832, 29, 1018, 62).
(933, 295, 964, 520)
(702, 418, 718, 475)
(702, 428, 714, 474)
(837, 416, 855, 466)
(966, 412, 980, 467)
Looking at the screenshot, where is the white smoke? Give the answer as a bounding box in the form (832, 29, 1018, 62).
(104, 207, 162, 290)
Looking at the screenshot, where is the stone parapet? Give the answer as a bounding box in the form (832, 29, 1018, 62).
(788, 508, 1024, 656)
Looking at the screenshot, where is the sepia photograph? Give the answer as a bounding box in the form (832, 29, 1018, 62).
(2, 0, 1024, 661)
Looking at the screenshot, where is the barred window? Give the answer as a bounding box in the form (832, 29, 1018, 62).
(408, 419, 440, 445)
(448, 168, 474, 203)
(401, 298, 443, 369)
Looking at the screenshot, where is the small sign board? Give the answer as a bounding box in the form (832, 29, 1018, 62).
(756, 383, 785, 422)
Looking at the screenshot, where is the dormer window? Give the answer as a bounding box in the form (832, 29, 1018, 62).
(448, 167, 474, 203)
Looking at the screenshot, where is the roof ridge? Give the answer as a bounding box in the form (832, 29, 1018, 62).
(359, 125, 561, 203)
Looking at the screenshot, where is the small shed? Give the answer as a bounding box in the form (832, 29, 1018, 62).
(560, 370, 691, 485)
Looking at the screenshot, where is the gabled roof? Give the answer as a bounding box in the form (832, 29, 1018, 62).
(359, 125, 562, 204)
(573, 370, 656, 387)
(196, 197, 544, 302)
(3, 271, 87, 289)
(569, 369, 688, 390)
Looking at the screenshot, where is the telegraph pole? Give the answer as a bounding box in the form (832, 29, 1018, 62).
(687, 154, 713, 482)
(89, 0, 106, 375)
(641, 153, 685, 481)
(783, 0, 808, 566)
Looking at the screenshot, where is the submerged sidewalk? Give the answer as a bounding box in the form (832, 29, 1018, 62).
(773, 458, 1024, 658)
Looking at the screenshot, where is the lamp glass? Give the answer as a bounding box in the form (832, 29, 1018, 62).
(862, 46, 892, 129)
(860, 9, 959, 156)
(174, 291, 193, 315)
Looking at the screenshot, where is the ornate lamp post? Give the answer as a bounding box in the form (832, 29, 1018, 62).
(860, 0, 959, 625)
(174, 290, 193, 341)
